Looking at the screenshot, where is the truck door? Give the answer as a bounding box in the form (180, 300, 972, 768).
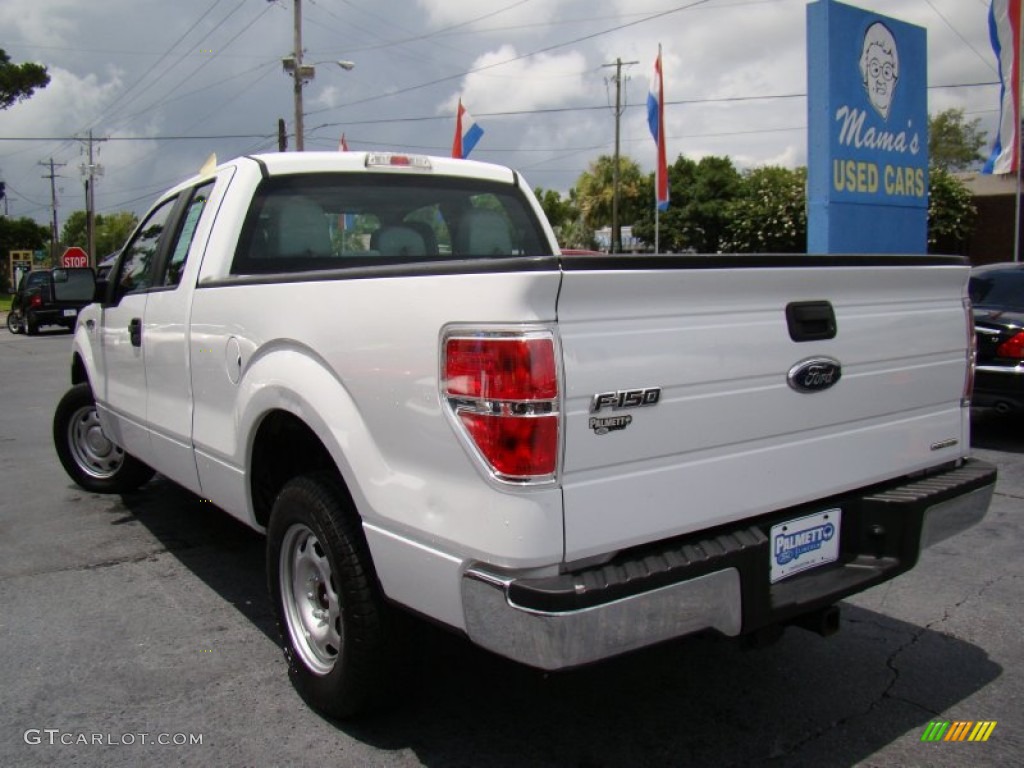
(96, 196, 179, 467)
(142, 179, 219, 493)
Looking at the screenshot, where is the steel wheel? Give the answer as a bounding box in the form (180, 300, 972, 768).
(6, 312, 23, 334)
(279, 522, 342, 676)
(66, 403, 125, 479)
(267, 473, 396, 718)
(54, 383, 155, 493)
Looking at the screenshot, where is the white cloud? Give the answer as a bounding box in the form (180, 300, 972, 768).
(416, 0, 564, 30)
(443, 44, 591, 115)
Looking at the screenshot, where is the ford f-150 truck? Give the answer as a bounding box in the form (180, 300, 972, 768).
(52, 152, 997, 718)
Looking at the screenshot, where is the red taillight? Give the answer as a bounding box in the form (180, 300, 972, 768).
(457, 412, 558, 477)
(445, 337, 557, 400)
(996, 330, 1024, 360)
(29, 294, 43, 309)
(443, 332, 559, 483)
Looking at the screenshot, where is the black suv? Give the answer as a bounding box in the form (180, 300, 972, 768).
(6, 268, 97, 335)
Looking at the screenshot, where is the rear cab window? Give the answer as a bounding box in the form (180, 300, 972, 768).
(230, 173, 551, 275)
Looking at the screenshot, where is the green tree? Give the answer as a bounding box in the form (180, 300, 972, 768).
(0, 49, 50, 110)
(928, 167, 977, 254)
(60, 210, 139, 258)
(533, 187, 573, 231)
(929, 108, 988, 172)
(574, 155, 646, 234)
(0, 216, 50, 292)
(722, 166, 808, 253)
(633, 155, 742, 252)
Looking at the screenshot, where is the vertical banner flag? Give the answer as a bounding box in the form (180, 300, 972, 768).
(984, 0, 1022, 174)
(452, 99, 484, 159)
(647, 46, 670, 211)
(338, 134, 349, 152)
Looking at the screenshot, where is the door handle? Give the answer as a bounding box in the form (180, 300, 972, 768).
(129, 317, 142, 347)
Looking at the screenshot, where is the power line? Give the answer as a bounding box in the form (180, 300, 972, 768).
(0, 78, 999, 146)
(84, 0, 231, 131)
(922, 0, 996, 75)
(105, 1, 276, 133)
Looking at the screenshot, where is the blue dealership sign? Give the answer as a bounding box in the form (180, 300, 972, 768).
(807, 0, 928, 254)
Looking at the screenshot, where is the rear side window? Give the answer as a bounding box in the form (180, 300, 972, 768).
(162, 181, 214, 287)
(231, 173, 550, 275)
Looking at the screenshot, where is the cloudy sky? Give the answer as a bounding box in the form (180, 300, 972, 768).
(0, 0, 1003, 234)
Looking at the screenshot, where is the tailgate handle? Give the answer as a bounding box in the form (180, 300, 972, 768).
(786, 301, 836, 342)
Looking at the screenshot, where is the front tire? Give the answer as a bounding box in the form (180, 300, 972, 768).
(267, 473, 395, 719)
(53, 383, 155, 493)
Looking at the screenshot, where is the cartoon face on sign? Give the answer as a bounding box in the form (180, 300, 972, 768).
(859, 22, 899, 120)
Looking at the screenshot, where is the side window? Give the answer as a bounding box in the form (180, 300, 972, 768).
(161, 182, 213, 288)
(26, 272, 48, 291)
(115, 197, 177, 299)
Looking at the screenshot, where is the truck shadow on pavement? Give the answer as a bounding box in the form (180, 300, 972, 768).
(121, 478, 1001, 768)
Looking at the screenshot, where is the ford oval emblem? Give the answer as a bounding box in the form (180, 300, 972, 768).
(788, 358, 842, 393)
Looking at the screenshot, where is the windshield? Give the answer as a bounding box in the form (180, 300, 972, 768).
(969, 269, 1024, 310)
(231, 172, 551, 275)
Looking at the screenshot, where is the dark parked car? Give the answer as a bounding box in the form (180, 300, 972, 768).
(969, 262, 1024, 414)
(6, 267, 97, 335)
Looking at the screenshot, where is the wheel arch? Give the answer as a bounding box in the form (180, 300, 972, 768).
(71, 352, 88, 385)
(250, 410, 341, 528)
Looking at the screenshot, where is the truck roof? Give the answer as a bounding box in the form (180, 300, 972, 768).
(162, 152, 518, 195)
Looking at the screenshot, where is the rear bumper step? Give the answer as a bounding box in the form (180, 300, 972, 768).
(462, 459, 996, 670)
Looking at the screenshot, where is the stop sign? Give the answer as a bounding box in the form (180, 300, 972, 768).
(61, 246, 89, 268)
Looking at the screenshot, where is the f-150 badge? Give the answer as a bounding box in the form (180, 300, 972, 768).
(588, 387, 660, 435)
(590, 387, 662, 413)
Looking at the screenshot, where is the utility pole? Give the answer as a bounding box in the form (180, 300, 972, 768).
(79, 130, 107, 268)
(602, 57, 637, 254)
(39, 158, 66, 264)
(292, 0, 306, 151)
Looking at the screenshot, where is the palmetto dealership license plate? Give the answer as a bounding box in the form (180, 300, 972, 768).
(770, 509, 841, 584)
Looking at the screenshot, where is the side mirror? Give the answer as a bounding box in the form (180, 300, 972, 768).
(52, 268, 69, 283)
(94, 278, 110, 305)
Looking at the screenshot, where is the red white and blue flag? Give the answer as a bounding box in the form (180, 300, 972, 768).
(984, 0, 1022, 175)
(647, 46, 670, 210)
(452, 99, 484, 159)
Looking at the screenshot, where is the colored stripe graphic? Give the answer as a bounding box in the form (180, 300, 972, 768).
(921, 721, 950, 741)
(970, 722, 998, 742)
(921, 720, 997, 742)
(945, 721, 972, 741)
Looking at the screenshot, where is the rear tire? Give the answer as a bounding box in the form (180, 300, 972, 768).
(53, 382, 155, 493)
(6, 312, 23, 334)
(267, 473, 396, 719)
(25, 312, 38, 335)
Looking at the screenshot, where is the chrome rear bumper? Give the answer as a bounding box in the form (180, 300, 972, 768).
(461, 460, 996, 670)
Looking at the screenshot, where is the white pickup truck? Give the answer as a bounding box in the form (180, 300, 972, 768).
(53, 152, 996, 718)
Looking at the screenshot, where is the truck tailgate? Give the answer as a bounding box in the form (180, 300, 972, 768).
(557, 256, 971, 562)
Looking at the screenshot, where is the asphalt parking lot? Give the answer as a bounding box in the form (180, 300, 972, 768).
(0, 327, 1021, 768)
